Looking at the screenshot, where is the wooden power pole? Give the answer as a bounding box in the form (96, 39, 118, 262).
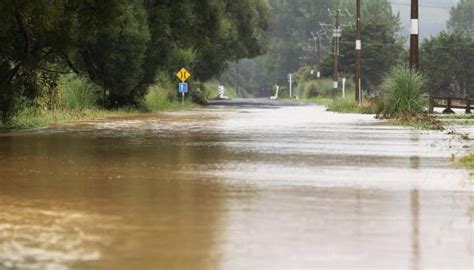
(332, 10, 341, 99)
(355, 0, 361, 105)
(410, 0, 419, 70)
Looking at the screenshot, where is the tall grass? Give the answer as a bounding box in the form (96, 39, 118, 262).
(381, 66, 427, 119)
(460, 153, 474, 178)
(59, 74, 99, 110)
(144, 82, 195, 111)
(298, 79, 334, 99)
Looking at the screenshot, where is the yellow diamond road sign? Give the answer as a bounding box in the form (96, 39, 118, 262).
(176, 68, 191, 82)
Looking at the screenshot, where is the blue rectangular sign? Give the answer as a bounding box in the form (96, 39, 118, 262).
(179, 83, 188, 93)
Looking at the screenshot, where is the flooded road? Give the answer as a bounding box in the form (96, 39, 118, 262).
(0, 105, 473, 269)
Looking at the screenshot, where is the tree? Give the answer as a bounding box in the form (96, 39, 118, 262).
(421, 31, 474, 98)
(320, 0, 403, 92)
(78, 0, 150, 106)
(448, 0, 474, 35)
(219, 0, 332, 97)
(0, 0, 85, 120)
(0, 0, 270, 119)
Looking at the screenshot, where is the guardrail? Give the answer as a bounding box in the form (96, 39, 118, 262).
(429, 96, 472, 114)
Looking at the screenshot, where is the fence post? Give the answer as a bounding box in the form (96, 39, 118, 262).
(429, 97, 434, 113)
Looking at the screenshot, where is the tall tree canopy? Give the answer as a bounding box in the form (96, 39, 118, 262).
(220, 0, 331, 96)
(0, 0, 269, 119)
(320, 0, 403, 92)
(422, 32, 474, 99)
(422, 0, 474, 99)
(447, 0, 474, 35)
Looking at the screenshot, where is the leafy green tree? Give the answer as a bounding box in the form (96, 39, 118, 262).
(78, 0, 150, 106)
(421, 31, 474, 98)
(448, 0, 474, 35)
(220, 0, 332, 96)
(0, 0, 78, 120)
(0, 0, 270, 119)
(321, 0, 403, 92)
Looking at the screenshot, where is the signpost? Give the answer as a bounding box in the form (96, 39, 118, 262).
(176, 68, 191, 82)
(176, 68, 191, 104)
(288, 73, 293, 98)
(218, 85, 225, 99)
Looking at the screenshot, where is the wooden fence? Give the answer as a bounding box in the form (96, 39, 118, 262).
(429, 96, 472, 114)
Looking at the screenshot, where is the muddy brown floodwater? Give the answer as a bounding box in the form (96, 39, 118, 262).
(0, 105, 473, 270)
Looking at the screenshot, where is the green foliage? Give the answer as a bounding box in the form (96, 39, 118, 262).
(295, 67, 349, 99)
(421, 31, 474, 98)
(381, 66, 428, 118)
(460, 152, 474, 178)
(298, 79, 334, 99)
(327, 97, 378, 114)
(321, 0, 403, 92)
(389, 115, 445, 131)
(0, 0, 270, 123)
(448, 0, 474, 35)
(219, 0, 332, 96)
(201, 81, 240, 99)
(1, 107, 141, 131)
(144, 80, 195, 111)
(59, 74, 99, 110)
(80, 0, 150, 106)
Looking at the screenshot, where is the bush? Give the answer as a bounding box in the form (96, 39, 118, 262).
(327, 93, 380, 114)
(298, 79, 335, 99)
(381, 66, 427, 118)
(144, 80, 179, 111)
(59, 74, 99, 110)
(145, 80, 198, 110)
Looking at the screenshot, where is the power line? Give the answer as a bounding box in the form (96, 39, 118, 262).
(389, 1, 453, 10)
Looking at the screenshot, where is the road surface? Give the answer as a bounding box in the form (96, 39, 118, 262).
(0, 103, 472, 269)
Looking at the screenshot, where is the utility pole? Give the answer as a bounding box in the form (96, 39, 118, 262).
(410, 0, 419, 70)
(310, 32, 322, 79)
(355, 0, 362, 105)
(332, 9, 341, 99)
(317, 33, 321, 79)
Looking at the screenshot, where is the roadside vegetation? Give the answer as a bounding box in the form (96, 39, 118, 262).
(0, 0, 269, 130)
(0, 74, 199, 130)
(459, 153, 474, 179)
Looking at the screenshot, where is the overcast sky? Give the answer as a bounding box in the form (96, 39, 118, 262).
(390, 0, 459, 39)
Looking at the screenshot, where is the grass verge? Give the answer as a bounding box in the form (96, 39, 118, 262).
(306, 95, 379, 115)
(1, 102, 199, 131)
(459, 153, 474, 179)
(0, 108, 139, 130)
(387, 114, 445, 130)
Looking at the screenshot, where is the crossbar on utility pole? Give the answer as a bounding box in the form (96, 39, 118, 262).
(410, 0, 419, 70)
(355, 0, 362, 105)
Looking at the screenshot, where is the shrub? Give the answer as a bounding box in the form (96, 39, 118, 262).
(303, 81, 319, 98)
(59, 74, 99, 110)
(327, 94, 379, 115)
(381, 66, 427, 118)
(299, 79, 335, 99)
(144, 81, 177, 111)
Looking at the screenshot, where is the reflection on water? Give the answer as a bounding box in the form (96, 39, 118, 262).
(411, 190, 420, 270)
(0, 106, 472, 269)
(0, 197, 103, 269)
